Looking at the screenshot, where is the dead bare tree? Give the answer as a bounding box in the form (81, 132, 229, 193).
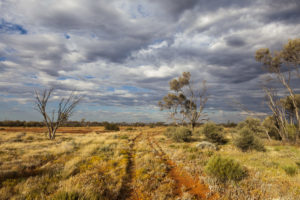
(34, 88, 81, 140)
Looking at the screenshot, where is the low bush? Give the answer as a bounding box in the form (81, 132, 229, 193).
(234, 127, 266, 152)
(202, 122, 227, 144)
(125, 127, 135, 131)
(283, 165, 298, 176)
(286, 124, 297, 140)
(149, 124, 155, 128)
(296, 161, 300, 168)
(164, 126, 192, 142)
(164, 127, 176, 138)
(104, 122, 120, 131)
(205, 155, 247, 183)
(172, 127, 192, 142)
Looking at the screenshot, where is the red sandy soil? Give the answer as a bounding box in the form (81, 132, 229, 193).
(0, 126, 106, 134)
(148, 134, 218, 200)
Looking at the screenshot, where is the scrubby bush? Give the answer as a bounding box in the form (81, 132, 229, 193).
(202, 122, 227, 144)
(238, 117, 265, 137)
(164, 126, 192, 142)
(286, 124, 297, 140)
(173, 127, 192, 142)
(149, 124, 155, 128)
(234, 127, 266, 152)
(283, 165, 298, 176)
(205, 155, 247, 183)
(103, 122, 120, 131)
(164, 126, 176, 138)
(125, 127, 135, 131)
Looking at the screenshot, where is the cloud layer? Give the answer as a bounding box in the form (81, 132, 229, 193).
(0, 0, 300, 122)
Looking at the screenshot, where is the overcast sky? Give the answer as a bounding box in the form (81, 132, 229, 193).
(0, 0, 299, 123)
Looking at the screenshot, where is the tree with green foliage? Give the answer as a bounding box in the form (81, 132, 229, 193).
(256, 38, 300, 142)
(158, 72, 208, 130)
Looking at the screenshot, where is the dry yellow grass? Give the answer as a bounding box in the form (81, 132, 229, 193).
(0, 126, 300, 199)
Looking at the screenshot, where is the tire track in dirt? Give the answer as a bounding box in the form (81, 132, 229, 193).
(147, 133, 218, 200)
(117, 132, 142, 200)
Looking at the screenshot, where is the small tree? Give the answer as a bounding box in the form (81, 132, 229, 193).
(256, 38, 300, 141)
(158, 72, 208, 130)
(34, 88, 81, 140)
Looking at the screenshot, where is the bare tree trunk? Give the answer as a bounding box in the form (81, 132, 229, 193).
(265, 130, 271, 141)
(279, 75, 300, 141)
(263, 87, 288, 142)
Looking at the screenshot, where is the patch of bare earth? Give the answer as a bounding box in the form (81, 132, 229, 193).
(147, 133, 218, 200)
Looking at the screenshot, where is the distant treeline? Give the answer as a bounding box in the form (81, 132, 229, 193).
(0, 120, 168, 127)
(0, 120, 236, 127)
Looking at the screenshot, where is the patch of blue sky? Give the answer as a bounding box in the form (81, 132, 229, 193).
(30, 74, 38, 79)
(0, 19, 27, 35)
(107, 86, 115, 92)
(24, 82, 40, 87)
(85, 75, 95, 79)
(151, 38, 166, 46)
(0, 94, 15, 98)
(128, 3, 149, 19)
(64, 33, 70, 39)
(57, 76, 79, 80)
(137, 4, 148, 17)
(121, 85, 151, 93)
(0, 57, 6, 61)
(5, 47, 16, 53)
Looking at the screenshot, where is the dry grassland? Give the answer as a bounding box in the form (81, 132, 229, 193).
(0, 126, 299, 199)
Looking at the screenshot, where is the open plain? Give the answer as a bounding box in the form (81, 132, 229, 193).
(0, 126, 300, 200)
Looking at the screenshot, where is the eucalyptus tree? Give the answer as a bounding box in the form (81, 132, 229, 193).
(256, 38, 300, 141)
(158, 72, 208, 130)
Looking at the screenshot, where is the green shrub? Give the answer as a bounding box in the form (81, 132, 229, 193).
(119, 134, 129, 140)
(149, 124, 155, 128)
(104, 122, 120, 131)
(164, 126, 192, 142)
(283, 165, 298, 176)
(193, 128, 202, 136)
(125, 127, 135, 131)
(237, 117, 264, 133)
(164, 127, 176, 138)
(205, 155, 247, 183)
(202, 122, 227, 144)
(286, 124, 297, 140)
(296, 161, 300, 168)
(234, 128, 265, 152)
(53, 191, 80, 200)
(172, 127, 192, 142)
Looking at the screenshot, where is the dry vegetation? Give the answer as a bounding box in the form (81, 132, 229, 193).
(0, 126, 300, 199)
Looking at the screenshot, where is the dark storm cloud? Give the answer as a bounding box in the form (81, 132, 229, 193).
(23, 0, 175, 63)
(263, 0, 300, 24)
(150, 0, 198, 19)
(226, 36, 246, 47)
